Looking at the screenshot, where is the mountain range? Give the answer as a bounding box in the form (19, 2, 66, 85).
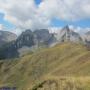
(0, 25, 90, 59)
(54, 25, 83, 43)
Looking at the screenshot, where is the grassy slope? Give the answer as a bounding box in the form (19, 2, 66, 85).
(0, 42, 90, 89)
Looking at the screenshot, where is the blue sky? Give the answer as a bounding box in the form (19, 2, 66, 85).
(1, 14, 90, 30)
(34, 0, 90, 28)
(34, 0, 42, 5)
(0, 13, 90, 30)
(51, 18, 90, 28)
(0, 0, 90, 31)
(0, 13, 14, 29)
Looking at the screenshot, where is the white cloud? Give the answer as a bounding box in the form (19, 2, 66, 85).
(10, 28, 22, 35)
(39, 0, 90, 21)
(48, 27, 62, 33)
(0, 0, 47, 30)
(0, 0, 90, 33)
(0, 24, 3, 30)
(0, 24, 4, 30)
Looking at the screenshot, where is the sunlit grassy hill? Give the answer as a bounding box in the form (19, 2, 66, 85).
(0, 42, 90, 90)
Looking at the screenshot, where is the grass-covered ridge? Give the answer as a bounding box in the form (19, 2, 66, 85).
(0, 42, 90, 90)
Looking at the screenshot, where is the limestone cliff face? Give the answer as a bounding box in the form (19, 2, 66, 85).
(15, 29, 35, 48)
(0, 29, 56, 59)
(14, 29, 56, 49)
(85, 31, 90, 42)
(34, 29, 57, 46)
(0, 26, 90, 59)
(57, 26, 83, 43)
(0, 31, 17, 47)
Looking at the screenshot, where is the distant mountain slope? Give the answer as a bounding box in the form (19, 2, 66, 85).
(34, 29, 56, 46)
(15, 29, 35, 48)
(56, 26, 83, 43)
(0, 29, 56, 59)
(0, 31, 17, 47)
(85, 31, 90, 41)
(16, 29, 56, 48)
(0, 42, 90, 90)
(0, 26, 90, 59)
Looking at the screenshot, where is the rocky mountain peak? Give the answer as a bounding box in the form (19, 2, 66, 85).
(0, 31, 17, 47)
(63, 25, 70, 31)
(57, 25, 83, 42)
(85, 31, 90, 43)
(15, 29, 34, 48)
(21, 29, 33, 36)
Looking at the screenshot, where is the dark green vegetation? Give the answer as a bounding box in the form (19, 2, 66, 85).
(0, 42, 90, 90)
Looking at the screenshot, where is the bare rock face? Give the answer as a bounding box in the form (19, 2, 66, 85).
(0, 31, 17, 47)
(0, 26, 88, 59)
(15, 29, 56, 49)
(34, 29, 57, 46)
(0, 29, 56, 59)
(56, 26, 83, 43)
(15, 29, 35, 48)
(85, 31, 90, 41)
(84, 31, 90, 49)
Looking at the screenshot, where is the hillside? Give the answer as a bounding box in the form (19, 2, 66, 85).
(0, 42, 90, 90)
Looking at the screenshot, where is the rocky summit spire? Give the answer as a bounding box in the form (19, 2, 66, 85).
(63, 25, 70, 31)
(59, 25, 82, 42)
(60, 25, 71, 42)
